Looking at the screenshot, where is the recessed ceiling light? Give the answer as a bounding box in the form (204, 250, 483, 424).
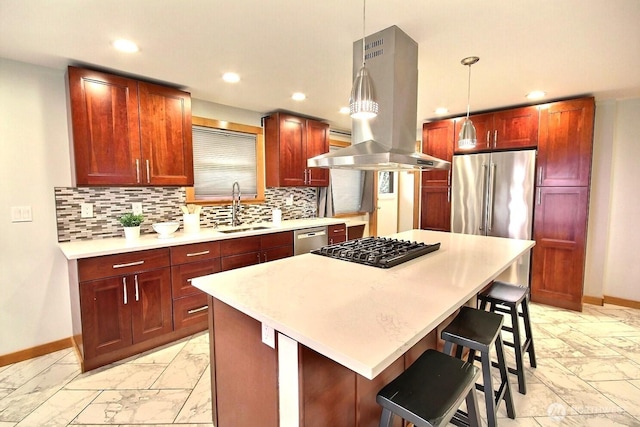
(222, 72, 240, 83)
(526, 90, 546, 100)
(292, 92, 306, 101)
(339, 107, 350, 114)
(434, 107, 449, 115)
(112, 39, 139, 53)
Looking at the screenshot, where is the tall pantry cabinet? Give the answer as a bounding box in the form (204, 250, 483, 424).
(531, 97, 595, 311)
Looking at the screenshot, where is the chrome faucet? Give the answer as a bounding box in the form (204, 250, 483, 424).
(231, 181, 241, 227)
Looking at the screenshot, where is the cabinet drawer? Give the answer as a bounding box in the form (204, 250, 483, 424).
(171, 259, 221, 298)
(170, 241, 221, 265)
(264, 246, 293, 263)
(221, 252, 260, 271)
(262, 231, 293, 249)
(173, 293, 209, 330)
(78, 249, 170, 282)
(220, 236, 261, 257)
(328, 224, 346, 236)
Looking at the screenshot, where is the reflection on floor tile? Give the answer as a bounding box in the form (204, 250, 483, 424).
(1, 304, 639, 426)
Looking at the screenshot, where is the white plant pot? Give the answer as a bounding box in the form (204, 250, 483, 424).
(123, 226, 141, 240)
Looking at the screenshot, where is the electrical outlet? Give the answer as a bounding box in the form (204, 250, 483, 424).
(80, 203, 93, 218)
(261, 323, 275, 348)
(285, 195, 294, 206)
(131, 202, 143, 215)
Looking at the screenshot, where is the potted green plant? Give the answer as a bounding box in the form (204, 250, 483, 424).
(119, 213, 144, 240)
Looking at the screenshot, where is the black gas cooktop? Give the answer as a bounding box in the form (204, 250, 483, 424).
(311, 236, 440, 269)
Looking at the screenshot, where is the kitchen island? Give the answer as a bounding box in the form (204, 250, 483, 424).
(192, 229, 534, 427)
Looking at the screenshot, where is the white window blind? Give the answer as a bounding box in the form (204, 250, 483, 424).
(329, 146, 364, 214)
(192, 126, 257, 199)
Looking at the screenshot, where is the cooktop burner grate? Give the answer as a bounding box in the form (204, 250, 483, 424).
(311, 236, 440, 268)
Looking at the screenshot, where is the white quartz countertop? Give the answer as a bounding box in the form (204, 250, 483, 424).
(58, 218, 347, 260)
(192, 230, 535, 380)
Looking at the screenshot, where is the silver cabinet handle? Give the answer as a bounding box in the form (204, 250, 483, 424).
(187, 305, 209, 315)
(303, 169, 307, 184)
(134, 275, 139, 301)
(113, 260, 144, 269)
(447, 187, 451, 203)
(263, 252, 268, 263)
(123, 277, 128, 305)
(537, 188, 542, 205)
(447, 170, 451, 186)
(146, 160, 150, 184)
(186, 250, 210, 257)
(308, 169, 312, 184)
(493, 130, 498, 148)
(186, 278, 192, 283)
(538, 166, 543, 186)
(486, 131, 490, 148)
(135, 159, 140, 183)
(257, 253, 261, 263)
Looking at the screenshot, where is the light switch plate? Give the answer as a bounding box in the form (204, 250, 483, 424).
(261, 323, 275, 348)
(11, 206, 32, 222)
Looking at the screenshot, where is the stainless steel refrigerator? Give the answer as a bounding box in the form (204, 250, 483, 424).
(451, 149, 536, 286)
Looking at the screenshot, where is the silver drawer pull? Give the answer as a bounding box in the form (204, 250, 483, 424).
(113, 260, 144, 269)
(186, 250, 210, 257)
(187, 278, 192, 283)
(187, 305, 209, 314)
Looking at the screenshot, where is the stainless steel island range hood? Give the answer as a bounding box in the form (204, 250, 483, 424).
(308, 25, 450, 171)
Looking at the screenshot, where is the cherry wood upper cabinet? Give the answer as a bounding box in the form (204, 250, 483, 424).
(264, 112, 329, 187)
(138, 82, 193, 186)
(68, 67, 142, 185)
(67, 66, 193, 186)
(454, 106, 539, 153)
(421, 119, 454, 187)
(537, 97, 595, 187)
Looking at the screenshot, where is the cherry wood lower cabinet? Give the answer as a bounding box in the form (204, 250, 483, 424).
(420, 186, 451, 232)
(531, 187, 589, 311)
(220, 231, 293, 271)
(208, 297, 438, 427)
(328, 223, 346, 244)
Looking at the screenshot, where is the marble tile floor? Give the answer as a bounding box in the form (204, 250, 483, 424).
(0, 302, 639, 426)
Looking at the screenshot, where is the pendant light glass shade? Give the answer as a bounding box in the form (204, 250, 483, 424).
(349, 66, 378, 120)
(349, 0, 378, 120)
(458, 56, 479, 149)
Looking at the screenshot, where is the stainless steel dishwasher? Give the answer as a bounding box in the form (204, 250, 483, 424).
(294, 226, 328, 255)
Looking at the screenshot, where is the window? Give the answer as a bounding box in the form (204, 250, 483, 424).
(186, 117, 265, 204)
(329, 145, 365, 214)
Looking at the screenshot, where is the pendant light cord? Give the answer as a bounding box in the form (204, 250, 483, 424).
(362, 0, 366, 67)
(466, 64, 471, 119)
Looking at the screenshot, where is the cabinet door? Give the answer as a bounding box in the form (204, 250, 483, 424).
(531, 186, 588, 311)
(138, 82, 194, 186)
(278, 114, 307, 186)
(537, 98, 595, 187)
(328, 224, 347, 244)
(422, 120, 454, 187)
(306, 120, 330, 186)
(420, 186, 451, 232)
(130, 269, 173, 343)
(221, 252, 261, 271)
(493, 106, 539, 150)
(263, 246, 294, 263)
(68, 67, 141, 186)
(454, 113, 493, 153)
(261, 231, 293, 249)
(80, 277, 132, 358)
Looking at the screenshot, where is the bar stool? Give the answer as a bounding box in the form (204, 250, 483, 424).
(441, 306, 516, 427)
(478, 280, 537, 395)
(376, 349, 482, 427)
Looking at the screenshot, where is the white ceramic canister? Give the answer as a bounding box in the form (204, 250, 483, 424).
(183, 213, 200, 234)
(272, 208, 282, 226)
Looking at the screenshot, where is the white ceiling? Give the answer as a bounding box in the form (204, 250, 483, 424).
(2, 0, 639, 132)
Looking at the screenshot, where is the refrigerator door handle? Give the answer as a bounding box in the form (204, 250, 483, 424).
(480, 163, 489, 231)
(487, 162, 496, 231)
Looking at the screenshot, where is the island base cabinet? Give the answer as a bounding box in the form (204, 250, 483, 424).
(208, 297, 440, 427)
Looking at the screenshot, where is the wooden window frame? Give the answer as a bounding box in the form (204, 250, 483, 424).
(186, 116, 266, 205)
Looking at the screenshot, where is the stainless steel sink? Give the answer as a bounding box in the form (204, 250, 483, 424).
(218, 226, 271, 234)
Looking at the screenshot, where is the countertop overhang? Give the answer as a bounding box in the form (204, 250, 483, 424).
(192, 229, 535, 379)
(58, 218, 351, 260)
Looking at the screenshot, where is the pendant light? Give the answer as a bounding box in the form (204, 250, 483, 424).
(458, 56, 479, 149)
(349, 0, 378, 120)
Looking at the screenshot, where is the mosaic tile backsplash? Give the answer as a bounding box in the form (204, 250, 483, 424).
(54, 186, 318, 242)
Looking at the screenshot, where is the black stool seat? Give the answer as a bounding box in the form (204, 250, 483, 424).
(441, 306, 516, 427)
(376, 349, 481, 427)
(478, 280, 537, 395)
